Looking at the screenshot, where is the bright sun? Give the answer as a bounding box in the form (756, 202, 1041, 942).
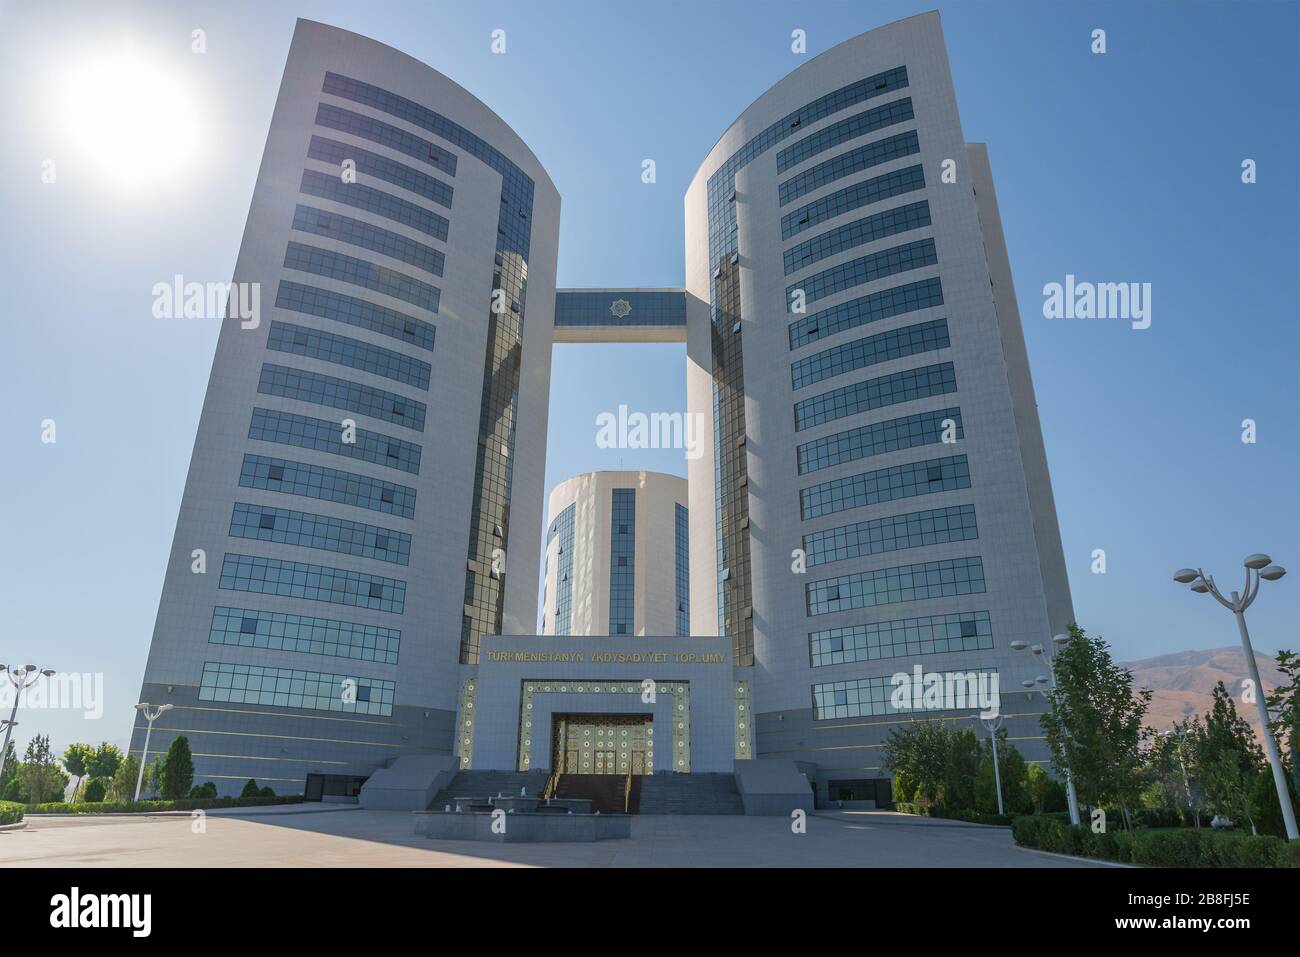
(56, 49, 202, 192)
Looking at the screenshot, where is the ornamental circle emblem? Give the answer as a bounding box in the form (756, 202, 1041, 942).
(610, 298, 632, 319)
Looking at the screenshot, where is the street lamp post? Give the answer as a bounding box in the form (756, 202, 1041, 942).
(1174, 555, 1298, 841)
(0, 665, 56, 783)
(982, 713, 1005, 816)
(132, 703, 174, 802)
(1012, 635, 1081, 826)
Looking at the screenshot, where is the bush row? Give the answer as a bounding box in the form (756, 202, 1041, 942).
(894, 802, 1014, 826)
(1011, 814, 1300, 867)
(25, 794, 303, 814)
(0, 801, 25, 825)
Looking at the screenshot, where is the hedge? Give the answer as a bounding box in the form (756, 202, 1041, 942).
(1012, 814, 1300, 867)
(25, 795, 303, 814)
(894, 802, 1013, 826)
(0, 801, 24, 825)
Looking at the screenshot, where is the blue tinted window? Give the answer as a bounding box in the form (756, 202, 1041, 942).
(229, 503, 411, 565)
(803, 504, 978, 566)
(199, 660, 395, 716)
(292, 205, 443, 277)
(795, 361, 957, 431)
(608, 489, 636, 635)
(787, 239, 937, 310)
(806, 556, 986, 616)
(275, 281, 435, 352)
(239, 454, 416, 518)
(249, 408, 421, 475)
(267, 321, 430, 390)
(797, 407, 963, 475)
(258, 363, 426, 431)
(800, 454, 970, 519)
(779, 130, 920, 206)
(284, 241, 440, 313)
(790, 277, 943, 350)
(307, 134, 453, 207)
(219, 553, 406, 613)
(210, 606, 400, 664)
(792, 318, 949, 391)
(785, 201, 931, 275)
(810, 610, 991, 667)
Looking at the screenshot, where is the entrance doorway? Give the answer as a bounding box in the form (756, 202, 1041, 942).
(551, 713, 653, 775)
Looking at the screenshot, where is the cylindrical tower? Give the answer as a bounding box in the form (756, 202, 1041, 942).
(684, 11, 1073, 798)
(132, 18, 560, 794)
(541, 471, 690, 637)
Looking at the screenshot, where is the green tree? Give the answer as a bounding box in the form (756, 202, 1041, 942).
(1265, 649, 1299, 795)
(240, 778, 261, 798)
(1141, 718, 1202, 826)
(1039, 624, 1151, 831)
(0, 740, 19, 798)
(18, 735, 70, 804)
(941, 727, 982, 811)
(84, 778, 107, 802)
(144, 756, 166, 798)
(108, 754, 140, 802)
(975, 732, 1032, 815)
(88, 743, 123, 783)
(158, 736, 194, 800)
(1193, 682, 1264, 834)
(62, 743, 94, 801)
(882, 719, 956, 805)
(1027, 763, 1067, 813)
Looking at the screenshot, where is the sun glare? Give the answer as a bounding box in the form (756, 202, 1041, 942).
(56, 49, 202, 192)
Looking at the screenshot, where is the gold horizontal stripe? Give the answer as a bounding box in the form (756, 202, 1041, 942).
(129, 726, 408, 753)
(190, 752, 349, 766)
(136, 702, 406, 728)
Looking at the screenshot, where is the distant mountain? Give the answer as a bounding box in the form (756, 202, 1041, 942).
(1123, 647, 1286, 734)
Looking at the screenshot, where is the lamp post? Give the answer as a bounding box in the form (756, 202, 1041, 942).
(1173, 555, 1297, 840)
(0, 665, 56, 782)
(1012, 634, 1081, 826)
(982, 713, 1005, 816)
(132, 703, 174, 801)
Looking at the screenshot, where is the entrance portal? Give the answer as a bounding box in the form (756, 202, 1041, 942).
(552, 713, 653, 775)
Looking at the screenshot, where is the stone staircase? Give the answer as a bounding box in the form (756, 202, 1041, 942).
(638, 773, 745, 815)
(553, 774, 640, 814)
(429, 769, 550, 810)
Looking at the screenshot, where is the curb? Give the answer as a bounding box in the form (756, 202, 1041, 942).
(0, 821, 29, 831)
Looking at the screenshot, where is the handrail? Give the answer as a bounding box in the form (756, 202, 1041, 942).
(623, 769, 634, 813)
(543, 768, 561, 800)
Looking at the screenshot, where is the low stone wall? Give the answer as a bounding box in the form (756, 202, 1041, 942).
(413, 810, 631, 842)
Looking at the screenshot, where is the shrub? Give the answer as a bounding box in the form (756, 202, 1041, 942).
(1279, 840, 1300, 868)
(0, 801, 24, 825)
(1130, 829, 1206, 867)
(259, 786, 275, 798)
(188, 782, 218, 800)
(158, 737, 194, 800)
(1197, 832, 1284, 868)
(83, 779, 107, 803)
(24, 794, 303, 814)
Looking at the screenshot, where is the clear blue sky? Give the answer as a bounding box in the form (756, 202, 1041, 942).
(1, 0, 1296, 756)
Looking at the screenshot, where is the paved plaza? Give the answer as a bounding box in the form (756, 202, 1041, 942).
(2, 809, 1110, 868)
